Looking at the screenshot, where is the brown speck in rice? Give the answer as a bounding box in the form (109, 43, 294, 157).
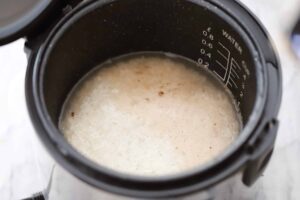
(158, 91, 165, 96)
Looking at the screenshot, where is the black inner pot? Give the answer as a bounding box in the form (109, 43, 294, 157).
(37, 0, 264, 197)
(43, 0, 257, 127)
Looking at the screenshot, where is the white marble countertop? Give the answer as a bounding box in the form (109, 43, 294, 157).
(1, 0, 300, 199)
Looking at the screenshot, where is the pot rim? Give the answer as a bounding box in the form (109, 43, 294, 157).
(26, 0, 271, 198)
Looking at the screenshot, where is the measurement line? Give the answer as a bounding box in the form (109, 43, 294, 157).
(214, 71, 225, 81)
(229, 78, 238, 88)
(217, 42, 231, 84)
(231, 59, 242, 70)
(217, 42, 231, 59)
(231, 68, 240, 79)
(217, 50, 228, 60)
(218, 42, 230, 52)
(216, 60, 227, 70)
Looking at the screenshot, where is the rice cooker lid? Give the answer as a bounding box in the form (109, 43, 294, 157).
(0, 0, 61, 45)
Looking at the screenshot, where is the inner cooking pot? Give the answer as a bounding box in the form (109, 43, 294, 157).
(28, 0, 269, 198)
(42, 0, 260, 128)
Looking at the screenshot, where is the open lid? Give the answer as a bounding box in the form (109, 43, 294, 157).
(0, 0, 61, 45)
(291, 15, 300, 59)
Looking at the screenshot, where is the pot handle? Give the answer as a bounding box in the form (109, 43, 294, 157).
(242, 119, 278, 185)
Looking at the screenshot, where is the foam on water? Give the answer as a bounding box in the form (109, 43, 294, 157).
(59, 52, 241, 176)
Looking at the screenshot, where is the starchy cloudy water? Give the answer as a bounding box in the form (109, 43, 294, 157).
(60, 53, 241, 176)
